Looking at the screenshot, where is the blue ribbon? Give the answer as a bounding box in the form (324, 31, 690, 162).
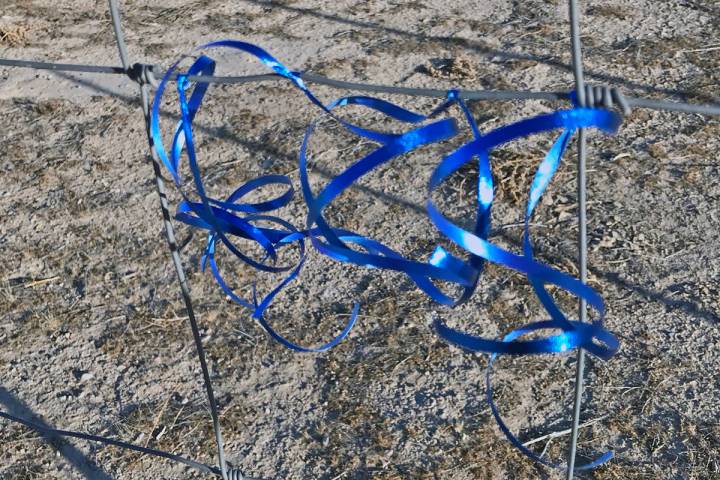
(149, 40, 623, 470)
(486, 323, 615, 470)
(430, 109, 621, 359)
(429, 108, 621, 469)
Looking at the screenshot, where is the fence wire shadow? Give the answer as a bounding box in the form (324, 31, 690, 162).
(0, 386, 113, 480)
(243, 0, 720, 105)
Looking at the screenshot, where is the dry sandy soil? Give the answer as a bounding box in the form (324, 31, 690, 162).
(1, 0, 719, 479)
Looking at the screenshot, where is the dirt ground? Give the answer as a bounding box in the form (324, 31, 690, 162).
(1, 0, 719, 479)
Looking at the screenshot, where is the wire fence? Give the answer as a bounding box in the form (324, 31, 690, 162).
(0, 1, 718, 479)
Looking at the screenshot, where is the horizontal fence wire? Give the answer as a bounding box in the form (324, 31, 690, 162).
(2, 56, 720, 116)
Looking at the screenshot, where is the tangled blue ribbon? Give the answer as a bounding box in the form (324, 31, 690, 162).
(150, 40, 622, 470)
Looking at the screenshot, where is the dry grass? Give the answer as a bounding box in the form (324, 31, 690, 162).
(0, 23, 29, 47)
(423, 56, 478, 82)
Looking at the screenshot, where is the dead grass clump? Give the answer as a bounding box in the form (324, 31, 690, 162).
(103, 396, 220, 474)
(492, 149, 536, 206)
(423, 56, 477, 81)
(647, 142, 668, 159)
(492, 148, 574, 207)
(458, 424, 541, 478)
(594, 462, 658, 479)
(0, 24, 29, 47)
(679, 417, 720, 478)
(587, 5, 632, 20)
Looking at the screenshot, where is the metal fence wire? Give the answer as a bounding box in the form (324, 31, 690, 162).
(0, 1, 718, 479)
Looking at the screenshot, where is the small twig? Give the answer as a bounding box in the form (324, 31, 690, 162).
(144, 396, 172, 448)
(603, 257, 631, 265)
(233, 327, 257, 345)
(539, 437, 553, 458)
(496, 221, 545, 230)
(611, 152, 632, 162)
(331, 470, 349, 480)
(149, 316, 189, 323)
(168, 405, 186, 434)
(522, 415, 608, 447)
(391, 354, 415, 372)
(23, 276, 59, 288)
(137, 316, 190, 333)
(678, 45, 720, 54)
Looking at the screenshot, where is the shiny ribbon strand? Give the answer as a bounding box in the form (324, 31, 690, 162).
(149, 40, 622, 470)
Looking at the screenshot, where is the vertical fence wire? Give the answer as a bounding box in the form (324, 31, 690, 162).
(566, 0, 589, 477)
(106, 1, 233, 478)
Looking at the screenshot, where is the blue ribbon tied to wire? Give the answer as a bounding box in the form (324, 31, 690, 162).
(150, 40, 621, 470)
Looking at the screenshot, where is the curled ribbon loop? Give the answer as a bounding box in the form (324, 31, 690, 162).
(431, 108, 621, 359)
(430, 106, 621, 469)
(486, 323, 615, 471)
(151, 46, 361, 352)
(149, 40, 623, 469)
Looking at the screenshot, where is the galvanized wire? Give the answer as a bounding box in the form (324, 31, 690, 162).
(2, 57, 720, 116)
(567, 0, 589, 477)
(106, 1, 235, 479)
